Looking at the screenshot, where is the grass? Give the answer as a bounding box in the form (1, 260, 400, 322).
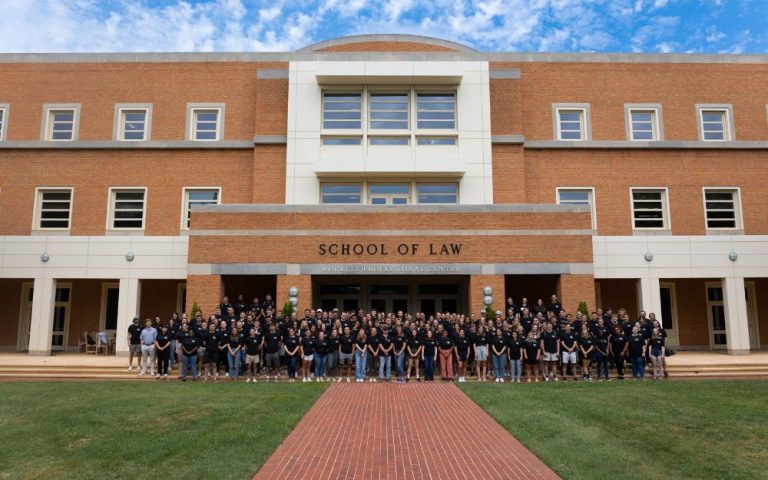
(0, 381, 327, 480)
(460, 380, 768, 480)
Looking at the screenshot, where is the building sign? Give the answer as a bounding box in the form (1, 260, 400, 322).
(318, 242, 463, 256)
(318, 264, 463, 274)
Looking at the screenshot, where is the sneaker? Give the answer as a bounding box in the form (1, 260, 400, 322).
(346, 377, 350, 382)
(246, 378, 251, 383)
(315, 378, 320, 382)
(138, 371, 145, 377)
(127, 366, 133, 371)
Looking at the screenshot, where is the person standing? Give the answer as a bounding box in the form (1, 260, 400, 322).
(649, 328, 666, 380)
(540, 323, 560, 382)
(594, 321, 610, 381)
(507, 331, 523, 384)
(406, 328, 422, 382)
(454, 328, 471, 383)
(354, 330, 368, 382)
(339, 326, 355, 382)
(300, 332, 315, 382)
(628, 325, 647, 380)
(578, 327, 594, 381)
(378, 327, 393, 382)
(491, 328, 507, 383)
(181, 328, 199, 382)
(523, 331, 540, 383)
(263, 324, 281, 382)
(608, 325, 628, 380)
(314, 331, 330, 382)
(154, 325, 171, 380)
(138, 319, 157, 377)
(559, 323, 579, 382)
(283, 329, 300, 382)
(438, 329, 455, 382)
(243, 329, 263, 383)
(367, 327, 381, 382)
(473, 326, 489, 382)
(422, 330, 438, 382)
(226, 328, 241, 381)
(328, 329, 341, 382)
(202, 322, 219, 382)
(393, 326, 407, 383)
(127, 317, 142, 371)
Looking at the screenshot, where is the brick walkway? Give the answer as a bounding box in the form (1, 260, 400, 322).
(254, 382, 559, 480)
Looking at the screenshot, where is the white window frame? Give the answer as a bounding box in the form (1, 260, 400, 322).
(367, 183, 411, 205)
(624, 104, 663, 141)
(705, 282, 727, 350)
(113, 103, 152, 141)
(415, 182, 459, 204)
(0, 103, 9, 141)
(319, 180, 459, 205)
(99, 282, 120, 333)
(186, 103, 225, 141)
(696, 104, 734, 141)
(630, 187, 670, 231)
(553, 103, 591, 141)
(659, 281, 680, 347)
(368, 91, 409, 131)
(181, 187, 222, 231)
(320, 182, 363, 204)
(415, 90, 457, 131)
(33, 187, 74, 231)
(107, 187, 147, 231)
(321, 90, 363, 132)
(41, 103, 81, 141)
(556, 187, 597, 229)
(702, 187, 743, 231)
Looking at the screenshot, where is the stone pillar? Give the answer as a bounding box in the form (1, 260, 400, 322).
(723, 276, 750, 355)
(185, 274, 224, 318)
(276, 275, 313, 315)
(557, 274, 596, 315)
(115, 278, 141, 357)
(28, 277, 56, 356)
(469, 274, 505, 316)
(636, 277, 663, 319)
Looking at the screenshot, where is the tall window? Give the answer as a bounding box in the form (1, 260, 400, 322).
(556, 108, 587, 140)
(698, 106, 732, 141)
(109, 188, 146, 230)
(45, 109, 78, 141)
(557, 188, 596, 229)
(628, 109, 659, 140)
(322, 93, 362, 129)
(0, 105, 7, 141)
(183, 188, 220, 229)
(703, 188, 741, 229)
(416, 93, 456, 129)
(119, 109, 148, 141)
(368, 184, 410, 205)
(320, 184, 362, 204)
(190, 109, 221, 140)
(416, 183, 458, 204)
(35, 188, 73, 230)
(631, 188, 669, 230)
(369, 93, 408, 129)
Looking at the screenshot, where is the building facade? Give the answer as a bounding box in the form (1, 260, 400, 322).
(0, 34, 766, 356)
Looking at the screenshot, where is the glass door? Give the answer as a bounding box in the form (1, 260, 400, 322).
(16, 284, 34, 351)
(52, 285, 71, 351)
(745, 283, 760, 350)
(706, 284, 727, 349)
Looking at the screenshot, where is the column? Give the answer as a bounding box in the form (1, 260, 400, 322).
(723, 276, 750, 355)
(636, 277, 662, 318)
(28, 277, 56, 356)
(276, 275, 313, 315)
(115, 278, 141, 357)
(557, 274, 596, 315)
(469, 274, 505, 316)
(185, 274, 223, 317)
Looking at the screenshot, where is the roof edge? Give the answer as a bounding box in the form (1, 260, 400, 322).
(296, 34, 478, 53)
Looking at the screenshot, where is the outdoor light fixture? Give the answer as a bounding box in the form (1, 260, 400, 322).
(644, 252, 654, 262)
(482, 286, 493, 296)
(288, 287, 299, 297)
(40, 252, 50, 263)
(728, 251, 738, 262)
(483, 295, 493, 306)
(125, 252, 135, 262)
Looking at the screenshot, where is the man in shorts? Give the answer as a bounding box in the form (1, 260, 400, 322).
(338, 326, 355, 382)
(559, 322, 579, 381)
(127, 317, 142, 371)
(243, 328, 263, 383)
(540, 322, 560, 382)
(263, 324, 281, 381)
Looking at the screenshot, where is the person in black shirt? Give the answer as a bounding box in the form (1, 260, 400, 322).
(507, 331, 523, 384)
(559, 323, 578, 382)
(181, 329, 199, 382)
(648, 328, 666, 380)
(454, 329, 471, 383)
(628, 325, 647, 380)
(367, 327, 381, 383)
(421, 330, 438, 382)
(127, 317, 142, 371)
(202, 323, 219, 382)
(154, 326, 171, 380)
(354, 330, 368, 382)
(328, 329, 341, 381)
(378, 327, 393, 382)
(339, 327, 355, 382)
(243, 329, 263, 383)
(263, 324, 281, 382)
(547, 294, 562, 316)
(283, 329, 300, 382)
(226, 328, 241, 381)
(608, 325, 628, 380)
(540, 323, 560, 382)
(578, 327, 594, 381)
(394, 326, 407, 383)
(523, 331, 540, 383)
(300, 332, 315, 383)
(594, 327, 610, 381)
(473, 326, 489, 382)
(490, 328, 507, 383)
(314, 331, 330, 382)
(437, 329, 454, 382)
(406, 328, 422, 381)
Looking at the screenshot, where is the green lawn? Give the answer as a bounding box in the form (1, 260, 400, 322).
(0, 382, 327, 480)
(460, 380, 768, 480)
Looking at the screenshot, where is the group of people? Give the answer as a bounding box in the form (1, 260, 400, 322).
(126, 293, 670, 383)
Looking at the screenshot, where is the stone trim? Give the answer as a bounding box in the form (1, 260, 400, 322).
(194, 203, 590, 214)
(188, 229, 594, 237)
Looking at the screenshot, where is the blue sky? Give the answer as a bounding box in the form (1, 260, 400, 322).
(0, 0, 766, 53)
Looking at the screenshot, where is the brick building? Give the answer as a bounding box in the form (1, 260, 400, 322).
(0, 34, 766, 356)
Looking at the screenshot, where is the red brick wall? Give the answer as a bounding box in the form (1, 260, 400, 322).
(0, 279, 25, 348)
(674, 278, 711, 347)
(66, 279, 103, 347)
(276, 275, 312, 314)
(469, 274, 505, 316)
(557, 274, 596, 315)
(596, 279, 639, 317)
(185, 275, 223, 318)
(140, 280, 183, 322)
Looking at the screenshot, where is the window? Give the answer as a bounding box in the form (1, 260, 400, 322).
(115, 105, 151, 141)
(628, 109, 659, 140)
(416, 93, 456, 129)
(369, 137, 408, 145)
(555, 108, 587, 140)
(323, 93, 362, 129)
(631, 188, 669, 230)
(369, 93, 408, 129)
(697, 105, 733, 141)
(323, 137, 361, 145)
(368, 184, 410, 205)
(417, 137, 456, 145)
(0, 104, 8, 140)
(320, 184, 362, 204)
(703, 188, 741, 229)
(416, 183, 458, 204)
(43, 105, 80, 141)
(557, 188, 596, 229)
(182, 188, 220, 230)
(34, 188, 73, 230)
(108, 188, 146, 230)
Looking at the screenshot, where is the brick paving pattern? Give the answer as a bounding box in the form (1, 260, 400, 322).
(254, 382, 560, 480)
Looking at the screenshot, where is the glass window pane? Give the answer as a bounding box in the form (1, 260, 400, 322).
(369, 137, 408, 145)
(322, 184, 361, 194)
(558, 191, 590, 203)
(370, 184, 409, 194)
(702, 112, 723, 122)
(417, 138, 456, 145)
